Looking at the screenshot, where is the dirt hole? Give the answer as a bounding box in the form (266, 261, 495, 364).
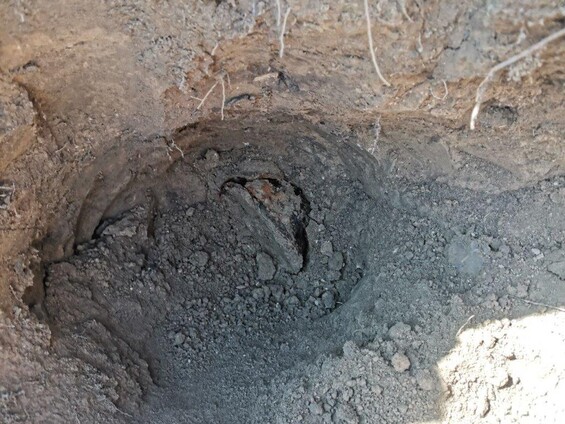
(6, 115, 565, 424)
(39, 121, 398, 422)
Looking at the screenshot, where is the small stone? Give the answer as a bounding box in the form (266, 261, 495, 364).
(388, 322, 411, 340)
(252, 287, 265, 300)
(321, 291, 336, 309)
(270, 284, 284, 302)
(372, 385, 383, 396)
(173, 332, 186, 346)
(191, 251, 209, 267)
(309, 401, 323, 415)
(391, 352, 411, 372)
(342, 340, 359, 358)
(204, 149, 220, 169)
(531, 248, 541, 256)
(328, 252, 344, 271)
(320, 240, 333, 256)
(334, 404, 359, 424)
(415, 369, 435, 391)
(286, 295, 300, 306)
(256, 252, 276, 281)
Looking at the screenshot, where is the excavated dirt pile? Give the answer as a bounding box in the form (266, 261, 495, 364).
(1, 0, 565, 423)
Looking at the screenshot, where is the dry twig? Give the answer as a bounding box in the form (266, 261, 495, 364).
(364, 0, 391, 86)
(470, 27, 565, 130)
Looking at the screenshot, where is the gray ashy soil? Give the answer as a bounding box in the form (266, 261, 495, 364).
(1, 0, 565, 423)
(29, 123, 565, 423)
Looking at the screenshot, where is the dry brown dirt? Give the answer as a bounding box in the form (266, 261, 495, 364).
(1, 1, 564, 423)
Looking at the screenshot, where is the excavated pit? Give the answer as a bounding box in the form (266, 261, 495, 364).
(5, 116, 565, 424)
(2, 1, 565, 422)
(38, 121, 401, 422)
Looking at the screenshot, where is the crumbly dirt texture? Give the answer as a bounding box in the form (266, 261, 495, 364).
(1, 1, 565, 423)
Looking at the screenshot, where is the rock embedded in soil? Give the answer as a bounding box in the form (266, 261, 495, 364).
(256, 252, 276, 281)
(328, 252, 344, 271)
(321, 291, 336, 309)
(321, 240, 333, 256)
(191, 251, 209, 267)
(388, 322, 412, 340)
(391, 352, 411, 372)
(414, 369, 435, 391)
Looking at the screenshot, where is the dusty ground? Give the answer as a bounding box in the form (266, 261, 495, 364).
(1, 1, 564, 423)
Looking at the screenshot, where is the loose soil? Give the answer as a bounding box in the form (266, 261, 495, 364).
(1, 1, 564, 423)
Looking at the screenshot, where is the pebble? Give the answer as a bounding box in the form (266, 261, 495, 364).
(191, 251, 209, 267)
(252, 287, 265, 300)
(270, 284, 284, 302)
(309, 401, 324, 415)
(321, 240, 333, 256)
(173, 332, 186, 346)
(414, 369, 434, 391)
(342, 340, 359, 358)
(328, 252, 344, 271)
(286, 295, 300, 306)
(333, 404, 359, 424)
(388, 322, 411, 340)
(391, 352, 411, 372)
(321, 291, 336, 309)
(256, 252, 276, 281)
(204, 149, 220, 169)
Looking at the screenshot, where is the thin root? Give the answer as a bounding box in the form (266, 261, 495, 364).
(279, 7, 291, 58)
(456, 314, 475, 336)
(220, 76, 226, 121)
(430, 80, 448, 101)
(516, 298, 565, 313)
(398, 0, 413, 23)
(364, 0, 391, 86)
(470, 27, 565, 130)
(275, 0, 281, 27)
(166, 138, 184, 159)
(195, 81, 219, 111)
(369, 116, 381, 155)
(211, 42, 219, 56)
